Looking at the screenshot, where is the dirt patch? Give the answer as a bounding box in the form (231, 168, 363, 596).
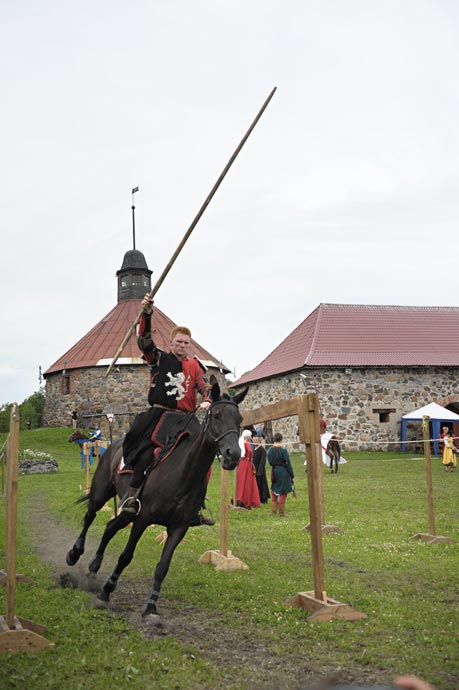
(28, 501, 380, 690)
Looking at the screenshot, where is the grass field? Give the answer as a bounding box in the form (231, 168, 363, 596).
(0, 427, 458, 689)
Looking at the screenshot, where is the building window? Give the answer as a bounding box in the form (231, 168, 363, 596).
(61, 375, 71, 395)
(373, 408, 396, 423)
(131, 275, 141, 286)
(143, 275, 149, 287)
(121, 276, 128, 288)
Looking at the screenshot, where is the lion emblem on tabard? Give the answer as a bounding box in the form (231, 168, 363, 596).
(165, 371, 186, 400)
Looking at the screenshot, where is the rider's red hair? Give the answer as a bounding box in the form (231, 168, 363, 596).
(170, 326, 191, 340)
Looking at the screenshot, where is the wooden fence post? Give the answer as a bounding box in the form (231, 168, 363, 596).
(0, 404, 55, 653)
(199, 466, 248, 571)
(284, 393, 366, 622)
(411, 415, 457, 544)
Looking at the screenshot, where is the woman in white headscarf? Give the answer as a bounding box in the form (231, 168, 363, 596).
(233, 429, 260, 509)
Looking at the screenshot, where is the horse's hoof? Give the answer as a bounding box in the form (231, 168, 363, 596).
(88, 555, 102, 573)
(98, 589, 110, 602)
(141, 602, 158, 619)
(93, 596, 111, 610)
(66, 550, 79, 566)
(142, 611, 161, 625)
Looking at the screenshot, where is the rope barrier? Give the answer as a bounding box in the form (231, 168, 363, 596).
(249, 435, 456, 450)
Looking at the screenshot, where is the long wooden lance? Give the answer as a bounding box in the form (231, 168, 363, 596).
(105, 86, 277, 377)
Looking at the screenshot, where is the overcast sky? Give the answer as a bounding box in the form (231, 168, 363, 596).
(2, 0, 459, 407)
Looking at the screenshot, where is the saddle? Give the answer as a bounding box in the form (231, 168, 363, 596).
(116, 410, 200, 476)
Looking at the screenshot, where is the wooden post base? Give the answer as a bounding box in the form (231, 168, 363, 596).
(411, 533, 458, 544)
(198, 549, 248, 571)
(284, 591, 366, 622)
(302, 523, 344, 535)
(0, 616, 55, 653)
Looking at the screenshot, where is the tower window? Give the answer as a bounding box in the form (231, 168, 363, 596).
(61, 375, 70, 395)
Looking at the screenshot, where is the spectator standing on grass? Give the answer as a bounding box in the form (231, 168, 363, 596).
(253, 434, 270, 504)
(442, 429, 457, 472)
(233, 429, 260, 509)
(267, 433, 294, 517)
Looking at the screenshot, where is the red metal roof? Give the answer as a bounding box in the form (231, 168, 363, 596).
(233, 303, 459, 386)
(45, 299, 229, 375)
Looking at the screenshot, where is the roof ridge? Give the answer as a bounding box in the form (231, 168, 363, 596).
(304, 303, 323, 365)
(321, 303, 459, 312)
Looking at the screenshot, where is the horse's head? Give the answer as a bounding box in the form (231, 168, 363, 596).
(204, 382, 248, 470)
(68, 429, 89, 443)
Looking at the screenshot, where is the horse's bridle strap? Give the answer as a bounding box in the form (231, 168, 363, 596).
(204, 399, 240, 444)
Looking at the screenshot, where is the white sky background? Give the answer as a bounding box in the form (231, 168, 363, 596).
(1, 0, 459, 406)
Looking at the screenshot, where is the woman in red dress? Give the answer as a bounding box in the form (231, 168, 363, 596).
(235, 430, 261, 509)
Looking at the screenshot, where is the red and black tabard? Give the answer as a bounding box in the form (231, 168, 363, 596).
(138, 312, 211, 411)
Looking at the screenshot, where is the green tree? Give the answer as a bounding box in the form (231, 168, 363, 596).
(0, 403, 13, 433)
(19, 391, 45, 430)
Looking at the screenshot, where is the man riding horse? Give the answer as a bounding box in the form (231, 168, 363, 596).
(121, 294, 214, 522)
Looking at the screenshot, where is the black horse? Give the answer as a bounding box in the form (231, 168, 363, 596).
(325, 436, 341, 473)
(66, 382, 247, 619)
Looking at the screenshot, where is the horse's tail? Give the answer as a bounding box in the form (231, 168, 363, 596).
(74, 494, 91, 507)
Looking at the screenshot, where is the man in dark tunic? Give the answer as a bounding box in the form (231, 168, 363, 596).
(121, 294, 212, 519)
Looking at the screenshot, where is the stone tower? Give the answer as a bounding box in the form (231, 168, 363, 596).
(42, 248, 229, 436)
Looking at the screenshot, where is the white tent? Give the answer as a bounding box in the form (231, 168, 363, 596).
(401, 402, 459, 454)
(402, 402, 459, 421)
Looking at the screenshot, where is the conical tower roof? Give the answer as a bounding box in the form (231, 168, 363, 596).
(44, 299, 229, 375)
(45, 244, 230, 378)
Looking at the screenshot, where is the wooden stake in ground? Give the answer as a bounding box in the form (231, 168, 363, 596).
(411, 414, 458, 545)
(302, 436, 343, 535)
(282, 394, 364, 622)
(199, 467, 248, 571)
(241, 394, 365, 622)
(0, 404, 55, 653)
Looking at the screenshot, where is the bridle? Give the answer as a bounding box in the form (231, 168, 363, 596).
(202, 399, 241, 445)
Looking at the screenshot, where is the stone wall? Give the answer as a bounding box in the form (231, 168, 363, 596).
(237, 366, 459, 452)
(43, 365, 230, 439)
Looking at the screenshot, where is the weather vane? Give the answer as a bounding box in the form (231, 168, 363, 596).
(132, 186, 139, 250)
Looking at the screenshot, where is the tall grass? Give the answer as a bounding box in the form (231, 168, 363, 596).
(0, 428, 458, 689)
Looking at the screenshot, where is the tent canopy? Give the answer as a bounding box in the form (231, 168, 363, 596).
(402, 402, 459, 421)
(401, 402, 459, 454)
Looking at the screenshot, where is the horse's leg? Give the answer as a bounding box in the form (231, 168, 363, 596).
(88, 512, 131, 574)
(66, 448, 120, 566)
(142, 524, 189, 620)
(66, 501, 98, 566)
(98, 518, 150, 602)
(66, 486, 116, 566)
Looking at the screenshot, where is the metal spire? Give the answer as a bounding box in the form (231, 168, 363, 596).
(131, 186, 139, 249)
